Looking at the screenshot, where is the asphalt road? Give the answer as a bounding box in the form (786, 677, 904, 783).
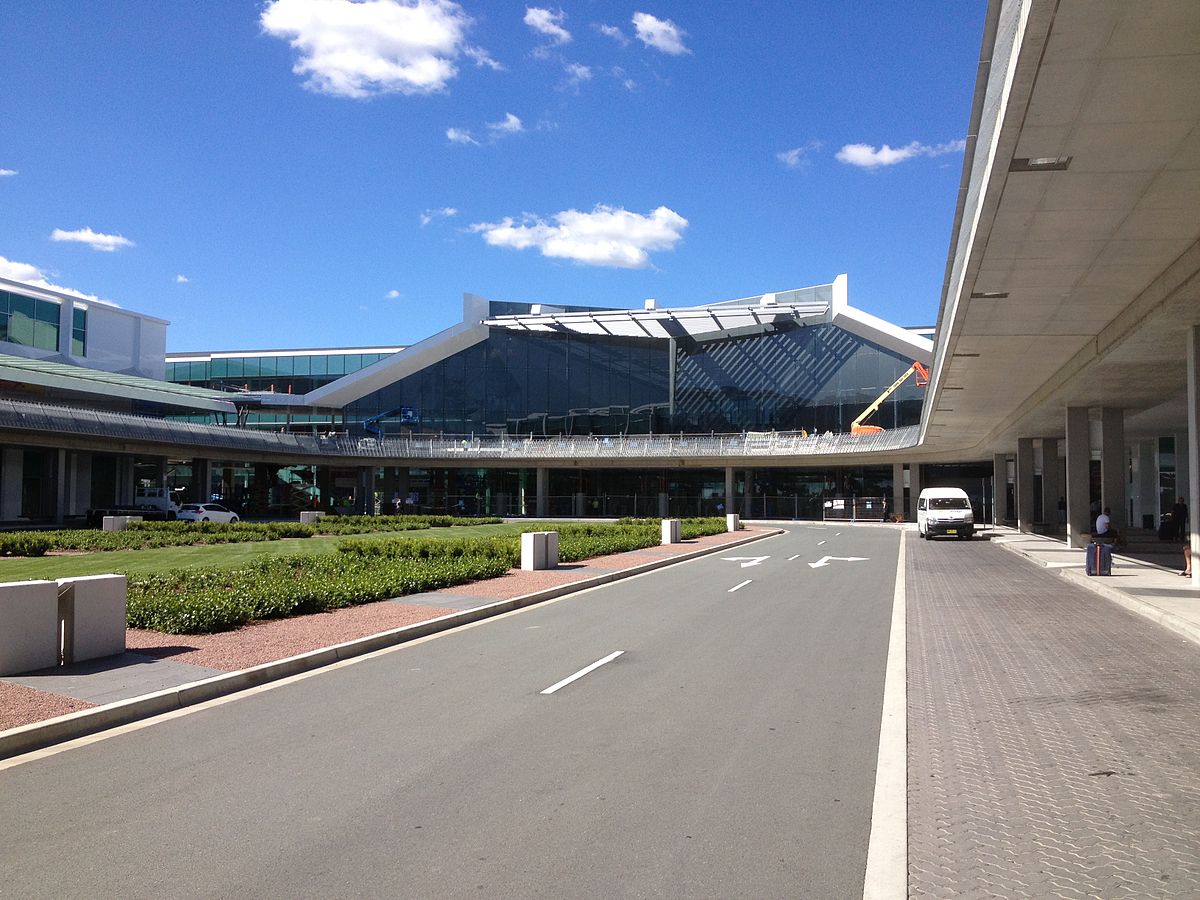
(0, 524, 900, 899)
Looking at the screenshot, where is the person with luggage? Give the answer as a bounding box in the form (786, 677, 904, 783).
(1094, 506, 1121, 547)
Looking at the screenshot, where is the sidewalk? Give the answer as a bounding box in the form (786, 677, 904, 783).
(987, 525, 1200, 645)
(907, 529, 1200, 897)
(0, 526, 778, 757)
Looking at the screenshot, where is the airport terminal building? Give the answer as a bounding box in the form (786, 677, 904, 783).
(0, 0, 1197, 570)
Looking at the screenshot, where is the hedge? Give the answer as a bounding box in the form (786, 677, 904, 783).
(614, 516, 730, 538)
(0, 514, 504, 557)
(127, 552, 512, 634)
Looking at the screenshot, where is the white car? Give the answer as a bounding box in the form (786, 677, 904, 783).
(177, 503, 240, 524)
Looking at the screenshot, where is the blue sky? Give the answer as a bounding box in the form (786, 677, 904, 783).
(0, 1, 985, 352)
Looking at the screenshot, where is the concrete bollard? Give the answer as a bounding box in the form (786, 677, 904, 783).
(661, 518, 681, 544)
(102, 515, 143, 532)
(726, 513, 741, 532)
(57, 574, 127, 665)
(521, 531, 560, 571)
(0, 580, 60, 675)
(299, 510, 326, 524)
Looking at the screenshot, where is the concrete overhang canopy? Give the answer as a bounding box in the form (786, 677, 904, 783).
(922, 0, 1200, 456)
(0, 352, 237, 414)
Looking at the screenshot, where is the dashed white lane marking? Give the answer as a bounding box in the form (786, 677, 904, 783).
(540, 651, 624, 695)
(787, 554, 801, 561)
(727, 579, 752, 593)
(818, 540, 827, 546)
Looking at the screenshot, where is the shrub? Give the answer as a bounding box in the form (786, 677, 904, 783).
(0, 533, 54, 557)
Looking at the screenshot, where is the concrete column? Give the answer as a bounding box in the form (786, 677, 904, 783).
(992, 453, 1008, 526)
(892, 463, 904, 523)
(356, 467, 372, 515)
(724, 467, 734, 516)
(1016, 438, 1035, 533)
(1187, 326, 1199, 586)
(536, 467, 548, 518)
(742, 469, 753, 517)
(54, 448, 67, 525)
(1100, 407, 1126, 532)
(1065, 406, 1091, 548)
(1041, 439, 1063, 532)
(909, 464, 922, 520)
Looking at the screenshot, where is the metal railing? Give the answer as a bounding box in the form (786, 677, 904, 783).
(0, 398, 921, 460)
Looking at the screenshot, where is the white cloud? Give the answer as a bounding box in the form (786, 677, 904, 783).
(524, 7, 570, 44)
(777, 141, 822, 170)
(836, 139, 966, 168)
(470, 204, 688, 269)
(632, 12, 689, 55)
(419, 206, 458, 226)
(0, 255, 111, 305)
(386, 289, 402, 299)
(562, 61, 592, 89)
(487, 112, 524, 135)
(594, 23, 629, 46)
(612, 66, 637, 91)
(446, 127, 478, 145)
(260, 0, 488, 99)
(0, 169, 16, 177)
(175, 274, 189, 283)
(463, 44, 503, 71)
(50, 227, 134, 252)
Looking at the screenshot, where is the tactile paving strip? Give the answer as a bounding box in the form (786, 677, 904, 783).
(907, 538, 1200, 898)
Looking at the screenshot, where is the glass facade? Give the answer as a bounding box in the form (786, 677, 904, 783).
(71, 307, 87, 356)
(346, 331, 669, 435)
(0, 289, 61, 352)
(345, 322, 921, 436)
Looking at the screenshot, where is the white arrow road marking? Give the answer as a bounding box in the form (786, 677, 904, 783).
(721, 556, 770, 568)
(808, 555, 869, 569)
(541, 651, 624, 695)
(728, 579, 752, 593)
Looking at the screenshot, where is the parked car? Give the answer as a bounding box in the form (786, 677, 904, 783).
(916, 487, 974, 540)
(177, 503, 240, 524)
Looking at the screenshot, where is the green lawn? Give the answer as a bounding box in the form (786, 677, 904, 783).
(0, 523, 529, 581)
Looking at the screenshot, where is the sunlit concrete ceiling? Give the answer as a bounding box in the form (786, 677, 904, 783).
(920, 0, 1200, 460)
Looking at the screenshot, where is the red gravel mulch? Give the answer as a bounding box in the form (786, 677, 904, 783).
(0, 682, 95, 732)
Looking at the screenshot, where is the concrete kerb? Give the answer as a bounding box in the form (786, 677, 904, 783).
(0, 528, 782, 760)
(993, 538, 1200, 647)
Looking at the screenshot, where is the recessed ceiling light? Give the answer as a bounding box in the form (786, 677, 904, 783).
(970, 291, 1009, 299)
(1009, 156, 1071, 172)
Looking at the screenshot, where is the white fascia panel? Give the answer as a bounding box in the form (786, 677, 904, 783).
(303, 321, 490, 409)
(828, 274, 934, 364)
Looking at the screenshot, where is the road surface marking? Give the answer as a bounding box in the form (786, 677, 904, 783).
(720, 555, 770, 568)
(541, 651, 624, 695)
(727, 579, 752, 593)
(808, 555, 869, 568)
(787, 554, 801, 561)
(863, 530, 907, 899)
(818, 540, 827, 546)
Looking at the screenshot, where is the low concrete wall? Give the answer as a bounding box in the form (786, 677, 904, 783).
(58, 574, 127, 665)
(102, 515, 143, 532)
(299, 511, 326, 524)
(0, 580, 60, 675)
(661, 519, 681, 544)
(521, 531, 560, 570)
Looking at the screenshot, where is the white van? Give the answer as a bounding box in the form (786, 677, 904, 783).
(916, 487, 974, 540)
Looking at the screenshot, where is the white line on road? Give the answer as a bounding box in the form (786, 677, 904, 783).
(818, 540, 827, 546)
(727, 579, 752, 593)
(862, 530, 907, 899)
(540, 651, 624, 695)
(787, 554, 800, 561)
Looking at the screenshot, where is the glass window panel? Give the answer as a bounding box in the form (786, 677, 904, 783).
(326, 355, 346, 376)
(73, 307, 86, 330)
(210, 359, 228, 377)
(292, 355, 310, 376)
(35, 300, 59, 323)
(71, 335, 85, 356)
(0, 312, 8, 343)
(226, 359, 244, 378)
(10, 294, 34, 320)
(310, 355, 327, 376)
(0, 291, 10, 313)
(8, 312, 33, 345)
(34, 320, 58, 350)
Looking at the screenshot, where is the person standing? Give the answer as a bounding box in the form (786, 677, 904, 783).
(1172, 497, 1189, 541)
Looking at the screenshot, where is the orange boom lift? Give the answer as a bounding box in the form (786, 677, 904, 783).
(849, 361, 930, 435)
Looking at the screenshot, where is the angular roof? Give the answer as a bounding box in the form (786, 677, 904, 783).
(0, 352, 237, 414)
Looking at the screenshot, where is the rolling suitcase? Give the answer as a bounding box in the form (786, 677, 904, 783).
(1085, 541, 1112, 576)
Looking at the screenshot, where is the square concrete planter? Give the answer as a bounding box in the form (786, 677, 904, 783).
(57, 574, 127, 665)
(0, 580, 60, 675)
